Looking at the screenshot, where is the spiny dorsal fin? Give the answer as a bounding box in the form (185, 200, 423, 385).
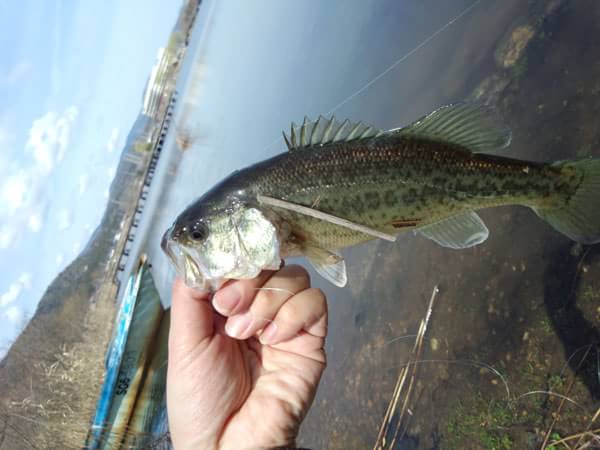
(283, 115, 384, 150)
(392, 103, 512, 152)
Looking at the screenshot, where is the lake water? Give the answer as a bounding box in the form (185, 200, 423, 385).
(124, 0, 600, 448)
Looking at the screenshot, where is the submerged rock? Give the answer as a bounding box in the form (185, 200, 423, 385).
(495, 25, 535, 69)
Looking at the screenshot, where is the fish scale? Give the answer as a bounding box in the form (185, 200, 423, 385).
(234, 136, 566, 252)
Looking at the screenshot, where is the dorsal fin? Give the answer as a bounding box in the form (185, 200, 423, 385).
(283, 115, 384, 150)
(392, 103, 512, 152)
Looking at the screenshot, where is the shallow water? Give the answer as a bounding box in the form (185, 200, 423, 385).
(123, 0, 600, 448)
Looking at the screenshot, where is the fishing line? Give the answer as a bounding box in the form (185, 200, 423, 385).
(262, 0, 481, 153)
(326, 0, 481, 115)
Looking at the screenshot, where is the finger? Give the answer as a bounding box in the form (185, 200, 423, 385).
(223, 265, 311, 339)
(211, 270, 276, 316)
(259, 287, 327, 345)
(267, 333, 326, 365)
(168, 277, 213, 357)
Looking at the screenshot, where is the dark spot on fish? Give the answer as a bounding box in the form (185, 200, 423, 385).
(384, 189, 397, 207)
(401, 191, 415, 205)
(349, 195, 365, 215)
(433, 176, 445, 186)
(364, 191, 380, 209)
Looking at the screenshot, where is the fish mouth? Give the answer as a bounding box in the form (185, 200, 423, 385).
(161, 226, 177, 263)
(161, 226, 211, 291)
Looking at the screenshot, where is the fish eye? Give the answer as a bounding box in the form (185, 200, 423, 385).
(189, 222, 208, 241)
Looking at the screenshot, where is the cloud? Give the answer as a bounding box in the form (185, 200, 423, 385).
(56, 253, 64, 267)
(0, 106, 78, 248)
(18, 273, 32, 289)
(107, 128, 120, 153)
(0, 60, 32, 87)
(72, 240, 82, 254)
(0, 273, 32, 307)
(25, 106, 78, 173)
(0, 285, 21, 307)
(28, 213, 43, 232)
(4, 306, 23, 324)
(107, 166, 116, 180)
(78, 173, 89, 197)
(0, 171, 29, 216)
(57, 208, 72, 231)
(26, 107, 79, 171)
(0, 225, 15, 249)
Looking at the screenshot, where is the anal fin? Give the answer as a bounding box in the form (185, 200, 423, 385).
(415, 211, 489, 249)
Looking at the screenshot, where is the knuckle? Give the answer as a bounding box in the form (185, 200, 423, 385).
(286, 264, 311, 287)
(278, 301, 302, 324)
(307, 288, 327, 313)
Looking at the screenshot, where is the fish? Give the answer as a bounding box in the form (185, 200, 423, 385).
(161, 104, 600, 290)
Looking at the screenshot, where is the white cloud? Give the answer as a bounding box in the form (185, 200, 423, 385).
(0, 273, 31, 307)
(107, 166, 116, 179)
(0, 171, 29, 216)
(57, 208, 72, 231)
(0, 106, 78, 248)
(4, 306, 23, 324)
(28, 213, 42, 232)
(56, 253, 64, 267)
(25, 106, 78, 174)
(0, 284, 21, 307)
(0, 225, 15, 249)
(78, 173, 89, 197)
(18, 273, 32, 289)
(107, 128, 120, 153)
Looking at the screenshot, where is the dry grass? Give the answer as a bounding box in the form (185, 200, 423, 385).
(0, 284, 117, 449)
(373, 285, 439, 450)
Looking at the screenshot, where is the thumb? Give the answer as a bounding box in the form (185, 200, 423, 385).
(168, 277, 214, 358)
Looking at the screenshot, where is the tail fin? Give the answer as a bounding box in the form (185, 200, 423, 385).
(534, 159, 600, 244)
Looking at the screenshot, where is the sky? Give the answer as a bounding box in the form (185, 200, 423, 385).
(0, 0, 180, 352)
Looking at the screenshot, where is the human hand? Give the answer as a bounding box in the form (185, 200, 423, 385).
(166, 265, 327, 450)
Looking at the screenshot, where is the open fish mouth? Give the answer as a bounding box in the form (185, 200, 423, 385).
(161, 227, 211, 290)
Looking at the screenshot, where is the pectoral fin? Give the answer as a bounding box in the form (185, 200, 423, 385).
(415, 211, 489, 249)
(257, 194, 396, 242)
(304, 245, 347, 287)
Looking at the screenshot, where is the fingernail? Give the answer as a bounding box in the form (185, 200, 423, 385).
(226, 314, 253, 339)
(259, 322, 278, 344)
(213, 285, 240, 314)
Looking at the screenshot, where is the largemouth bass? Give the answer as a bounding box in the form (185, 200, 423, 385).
(161, 104, 600, 289)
